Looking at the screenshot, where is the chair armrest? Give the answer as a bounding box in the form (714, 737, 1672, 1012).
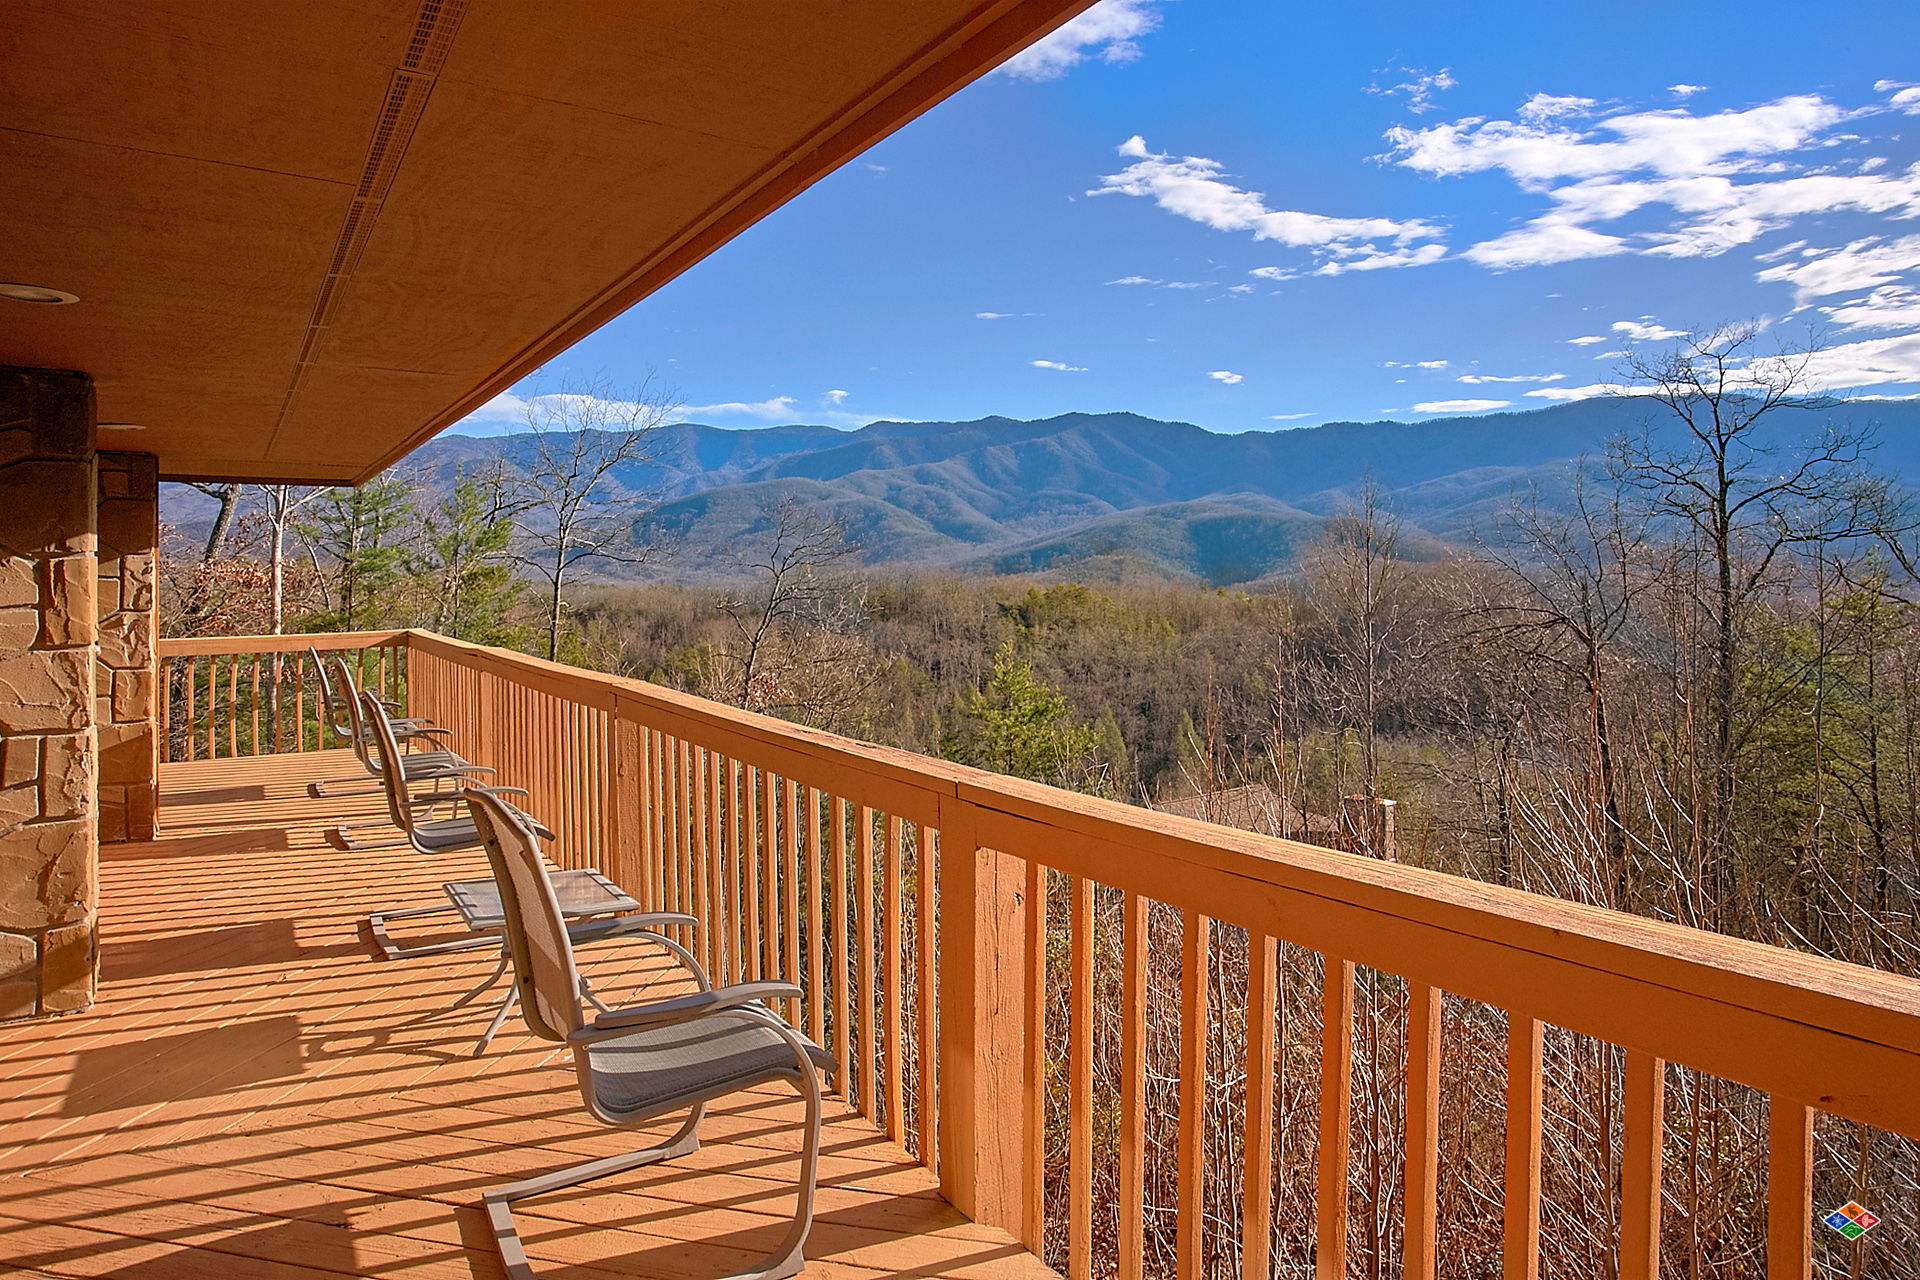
(463, 784, 529, 797)
(573, 981, 800, 1038)
(401, 725, 455, 741)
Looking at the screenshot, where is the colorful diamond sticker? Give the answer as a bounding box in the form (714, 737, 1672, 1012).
(1824, 1203, 1882, 1238)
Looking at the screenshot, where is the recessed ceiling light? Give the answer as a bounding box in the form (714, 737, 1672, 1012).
(0, 283, 79, 305)
(99, 423, 148, 432)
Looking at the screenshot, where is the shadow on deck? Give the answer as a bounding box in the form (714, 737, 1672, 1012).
(0, 750, 1052, 1280)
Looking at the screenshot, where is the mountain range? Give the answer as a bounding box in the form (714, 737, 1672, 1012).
(161, 399, 1920, 586)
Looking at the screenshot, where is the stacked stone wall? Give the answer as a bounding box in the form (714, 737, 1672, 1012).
(0, 369, 98, 1021)
(96, 452, 158, 843)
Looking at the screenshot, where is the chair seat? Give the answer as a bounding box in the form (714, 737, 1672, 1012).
(388, 749, 470, 780)
(588, 1011, 836, 1120)
(411, 815, 482, 852)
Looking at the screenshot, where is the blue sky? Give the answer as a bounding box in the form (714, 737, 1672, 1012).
(456, 0, 1920, 436)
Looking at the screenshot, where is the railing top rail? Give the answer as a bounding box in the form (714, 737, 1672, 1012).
(158, 630, 410, 657)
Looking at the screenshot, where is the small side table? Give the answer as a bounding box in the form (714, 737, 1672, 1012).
(441, 868, 641, 1054)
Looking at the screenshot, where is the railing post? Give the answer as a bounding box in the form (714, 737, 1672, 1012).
(610, 695, 647, 906)
(934, 795, 1030, 1235)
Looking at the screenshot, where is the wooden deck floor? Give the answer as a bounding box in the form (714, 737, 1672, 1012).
(0, 750, 1054, 1280)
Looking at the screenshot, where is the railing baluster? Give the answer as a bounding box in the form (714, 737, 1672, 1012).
(1118, 891, 1147, 1280)
(1404, 982, 1442, 1280)
(703, 748, 723, 981)
(1620, 1050, 1664, 1280)
(857, 804, 878, 1119)
(784, 780, 803, 1028)
(1317, 956, 1354, 1280)
(762, 770, 781, 989)
(1505, 1014, 1544, 1280)
(293, 661, 305, 751)
(830, 793, 851, 1092)
(1177, 910, 1210, 1280)
(1023, 859, 1048, 1254)
(205, 656, 217, 760)
(226, 658, 237, 756)
(805, 785, 826, 1049)
(1243, 934, 1278, 1280)
(883, 812, 905, 1141)
(692, 746, 713, 970)
(1069, 873, 1096, 1280)
(634, 722, 656, 912)
(727, 759, 747, 986)
(915, 825, 937, 1169)
(744, 765, 764, 982)
(1767, 1097, 1814, 1280)
(249, 658, 260, 754)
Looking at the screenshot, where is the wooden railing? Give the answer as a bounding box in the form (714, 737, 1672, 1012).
(157, 631, 409, 762)
(166, 630, 1920, 1279)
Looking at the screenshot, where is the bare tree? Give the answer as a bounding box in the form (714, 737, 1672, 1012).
(712, 496, 871, 722)
(255, 484, 326, 634)
(1608, 322, 1887, 904)
(507, 377, 671, 660)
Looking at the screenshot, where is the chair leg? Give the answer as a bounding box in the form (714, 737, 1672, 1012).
(714, 1069, 825, 1280)
(368, 903, 496, 959)
(486, 1107, 704, 1280)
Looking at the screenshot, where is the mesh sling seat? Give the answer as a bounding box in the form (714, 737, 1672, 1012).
(466, 787, 837, 1280)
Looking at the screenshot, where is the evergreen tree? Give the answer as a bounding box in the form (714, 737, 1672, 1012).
(414, 470, 524, 645)
(943, 645, 1098, 786)
(299, 473, 416, 630)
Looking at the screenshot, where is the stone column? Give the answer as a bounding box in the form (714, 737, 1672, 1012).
(96, 452, 159, 843)
(0, 368, 98, 1022)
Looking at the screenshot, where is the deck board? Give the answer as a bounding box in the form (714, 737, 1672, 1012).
(0, 750, 1055, 1280)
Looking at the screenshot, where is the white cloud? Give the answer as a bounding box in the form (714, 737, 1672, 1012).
(1316, 243, 1449, 274)
(1755, 233, 1920, 303)
(1412, 398, 1511, 414)
(1387, 92, 1920, 270)
(1163, 280, 1208, 289)
(1524, 382, 1668, 401)
(1385, 359, 1449, 369)
(1368, 66, 1458, 114)
(1566, 335, 1609, 345)
(1464, 218, 1630, 269)
(677, 395, 799, 420)
(1822, 285, 1920, 331)
(1612, 319, 1690, 341)
(1227, 283, 1255, 294)
(1093, 137, 1445, 276)
(1207, 370, 1244, 384)
(1267, 412, 1315, 420)
(1670, 83, 1708, 98)
(1878, 80, 1920, 114)
(1249, 266, 1295, 281)
(976, 311, 1014, 319)
(1796, 332, 1920, 391)
(1107, 275, 1161, 285)
(1001, 0, 1160, 80)
(1032, 359, 1088, 372)
(824, 389, 850, 405)
(1388, 94, 1848, 184)
(1458, 372, 1566, 384)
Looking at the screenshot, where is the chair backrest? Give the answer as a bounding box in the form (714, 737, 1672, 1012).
(361, 689, 416, 834)
(337, 658, 385, 774)
(311, 648, 351, 745)
(466, 788, 585, 1042)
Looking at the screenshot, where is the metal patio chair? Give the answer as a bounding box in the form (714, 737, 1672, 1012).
(465, 787, 836, 1280)
(356, 691, 707, 1057)
(312, 653, 472, 801)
